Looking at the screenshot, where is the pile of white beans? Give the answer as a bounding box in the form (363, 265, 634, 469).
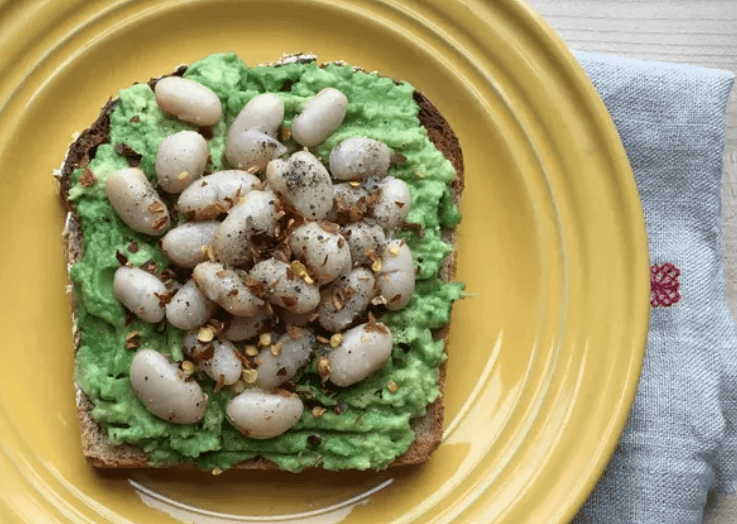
(106, 76, 416, 439)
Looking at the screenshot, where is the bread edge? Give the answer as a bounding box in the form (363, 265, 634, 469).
(61, 56, 464, 470)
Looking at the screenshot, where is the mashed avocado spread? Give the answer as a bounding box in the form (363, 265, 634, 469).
(68, 53, 463, 471)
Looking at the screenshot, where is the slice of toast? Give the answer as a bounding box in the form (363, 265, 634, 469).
(60, 56, 464, 469)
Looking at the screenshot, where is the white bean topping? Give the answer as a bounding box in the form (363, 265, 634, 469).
(341, 222, 386, 266)
(229, 93, 284, 139)
(255, 330, 314, 390)
(113, 266, 168, 323)
(211, 190, 277, 266)
(371, 176, 411, 229)
(327, 322, 393, 387)
(177, 170, 260, 221)
(154, 76, 222, 126)
(226, 388, 304, 439)
(165, 279, 218, 330)
(291, 88, 348, 147)
(249, 259, 320, 314)
(266, 151, 333, 220)
(226, 129, 287, 173)
(105, 168, 170, 235)
(329, 137, 391, 180)
(155, 131, 209, 193)
(200, 340, 243, 386)
(378, 239, 415, 310)
(221, 309, 271, 342)
(318, 268, 376, 332)
(333, 183, 369, 208)
(161, 221, 219, 268)
(192, 262, 263, 317)
(130, 349, 208, 424)
(326, 183, 370, 223)
(288, 222, 351, 284)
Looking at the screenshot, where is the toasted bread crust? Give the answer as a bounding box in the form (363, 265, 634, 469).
(62, 57, 463, 470)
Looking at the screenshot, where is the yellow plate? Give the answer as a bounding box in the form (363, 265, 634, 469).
(0, 0, 650, 522)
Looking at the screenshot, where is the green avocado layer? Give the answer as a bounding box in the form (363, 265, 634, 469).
(69, 53, 463, 471)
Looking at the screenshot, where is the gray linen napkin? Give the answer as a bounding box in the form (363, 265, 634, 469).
(571, 51, 737, 523)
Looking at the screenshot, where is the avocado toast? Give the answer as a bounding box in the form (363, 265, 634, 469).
(60, 53, 464, 472)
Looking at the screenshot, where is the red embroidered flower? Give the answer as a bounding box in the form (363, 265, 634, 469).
(650, 263, 681, 307)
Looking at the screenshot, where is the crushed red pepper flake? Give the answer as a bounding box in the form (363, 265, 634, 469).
(245, 278, 266, 297)
(214, 374, 226, 393)
(79, 167, 97, 187)
(277, 388, 293, 399)
(152, 216, 168, 231)
(147, 201, 166, 214)
(390, 152, 407, 165)
(317, 221, 340, 234)
(124, 330, 141, 350)
(140, 260, 158, 273)
(233, 350, 250, 367)
(154, 291, 172, 307)
(281, 296, 298, 308)
(287, 325, 302, 339)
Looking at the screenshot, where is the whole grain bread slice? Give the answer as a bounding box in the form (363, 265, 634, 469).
(61, 56, 464, 469)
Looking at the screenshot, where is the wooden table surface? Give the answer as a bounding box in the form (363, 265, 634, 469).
(523, 1, 737, 522)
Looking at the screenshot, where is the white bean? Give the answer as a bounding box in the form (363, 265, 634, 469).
(165, 279, 218, 330)
(113, 266, 167, 323)
(341, 222, 386, 266)
(222, 309, 271, 342)
(327, 322, 393, 387)
(249, 259, 320, 314)
(229, 94, 284, 138)
(161, 221, 219, 268)
(192, 262, 263, 317)
(380, 239, 414, 273)
(226, 388, 304, 439)
(371, 176, 411, 229)
(291, 88, 348, 147)
(329, 137, 391, 181)
(255, 330, 314, 390)
(288, 222, 351, 284)
(181, 332, 243, 385)
(333, 183, 369, 208)
(105, 168, 170, 235)
(377, 239, 415, 310)
(226, 129, 287, 173)
(199, 340, 243, 386)
(318, 268, 376, 332)
(155, 131, 209, 193)
(211, 190, 277, 266)
(154, 76, 222, 126)
(266, 151, 333, 220)
(130, 349, 208, 424)
(326, 183, 370, 223)
(177, 170, 260, 221)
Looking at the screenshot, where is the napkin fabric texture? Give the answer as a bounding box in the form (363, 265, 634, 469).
(571, 51, 736, 523)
